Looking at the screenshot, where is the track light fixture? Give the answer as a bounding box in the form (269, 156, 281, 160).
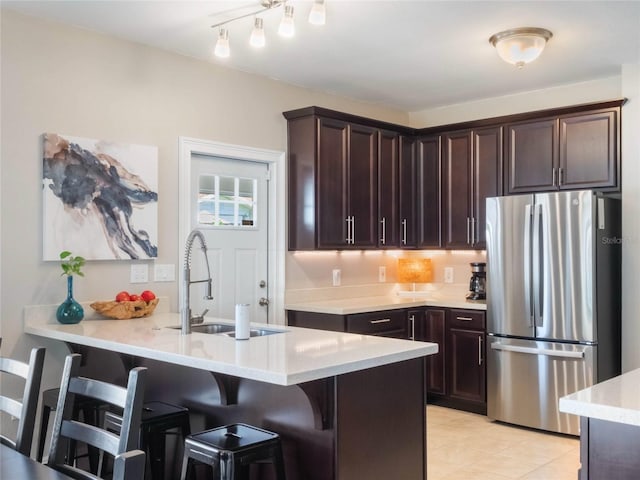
(211, 0, 326, 58)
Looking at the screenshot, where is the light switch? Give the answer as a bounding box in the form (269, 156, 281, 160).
(154, 264, 175, 282)
(130, 264, 149, 283)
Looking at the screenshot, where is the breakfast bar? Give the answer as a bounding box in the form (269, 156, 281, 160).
(25, 306, 437, 480)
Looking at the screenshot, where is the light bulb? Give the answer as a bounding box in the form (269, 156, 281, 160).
(214, 28, 230, 58)
(250, 17, 266, 48)
(278, 5, 295, 38)
(308, 0, 325, 26)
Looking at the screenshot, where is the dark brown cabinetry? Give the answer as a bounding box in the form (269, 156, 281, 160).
(398, 136, 417, 247)
(411, 307, 486, 414)
(285, 107, 413, 250)
(378, 130, 400, 247)
(411, 308, 447, 396)
(286, 100, 624, 251)
(442, 127, 501, 249)
(291, 304, 487, 414)
(416, 136, 442, 248)
(506, 107, 620, 194)
(315, 118, 378, 249)
(287, 309, 408, 339)
(447, 309, 486, 411)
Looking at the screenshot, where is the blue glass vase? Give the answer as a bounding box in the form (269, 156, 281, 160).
(56, 275, 84, 324)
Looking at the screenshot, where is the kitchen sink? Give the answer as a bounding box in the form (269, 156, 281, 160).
(168, 323, 285, 337)
(225, 329, 283, 338)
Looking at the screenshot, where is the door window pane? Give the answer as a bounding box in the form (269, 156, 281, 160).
(198, 174, 257, 228)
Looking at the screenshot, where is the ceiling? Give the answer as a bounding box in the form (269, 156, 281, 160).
(4, 1, 640, 112)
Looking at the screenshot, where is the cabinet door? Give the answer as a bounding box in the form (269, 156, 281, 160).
(398, 136, 417, 247)
(378, 130, 399, 247)
(473, 126, 502, 248)
(506, 119, 558, 194)
(317, 118, 349, 248)
(416, 135, 442, 248)
(348, 124, 378, 248)
(448, 327, 485, 405)
(559, 110, 618, 190)
(442, 131, 472, 249)
(422, 308, 447, 396)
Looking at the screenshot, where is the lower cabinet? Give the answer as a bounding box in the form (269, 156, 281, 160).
(287, 309, 408, 339)
(414, 307, 486, 414)
(288, 305, 486, 414)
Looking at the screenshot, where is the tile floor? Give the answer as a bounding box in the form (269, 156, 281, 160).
(427, 405, 580, 480)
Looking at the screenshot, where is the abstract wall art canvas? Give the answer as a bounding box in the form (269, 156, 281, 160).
(43, 133, 159, 260)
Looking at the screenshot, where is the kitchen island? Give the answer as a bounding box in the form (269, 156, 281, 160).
(560, 369, 640, 479)
(25, 306, 437, 480)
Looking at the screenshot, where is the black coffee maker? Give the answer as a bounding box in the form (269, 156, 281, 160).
(466, 262, 486, 300)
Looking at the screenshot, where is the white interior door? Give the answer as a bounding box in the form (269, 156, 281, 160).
(189, 154, 269, 323)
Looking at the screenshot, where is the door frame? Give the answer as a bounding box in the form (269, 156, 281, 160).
(178, 136, 286, 325)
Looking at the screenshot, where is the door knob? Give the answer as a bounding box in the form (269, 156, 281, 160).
(259, 297, 269, 306)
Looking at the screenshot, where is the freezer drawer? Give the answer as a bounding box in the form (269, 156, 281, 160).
(487, 336, 595, 436)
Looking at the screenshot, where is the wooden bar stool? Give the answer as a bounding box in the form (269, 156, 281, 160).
(100, 401, 191, 480)
(180, 423, 286, 480)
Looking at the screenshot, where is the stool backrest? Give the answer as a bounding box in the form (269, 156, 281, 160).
(0, 346, 46, 455)
(47, 353, 146, 480)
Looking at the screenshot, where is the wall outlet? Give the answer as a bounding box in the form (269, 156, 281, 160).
(154, 264, 175, 282)
(378, 266, 386, 283)
(130, 264, 149, 283)
(332, 269, 341, 287)
(444, 267, 454, 284)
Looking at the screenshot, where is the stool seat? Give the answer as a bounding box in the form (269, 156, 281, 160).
(101, 400, 190, 480)
(180, 423, 285, 480)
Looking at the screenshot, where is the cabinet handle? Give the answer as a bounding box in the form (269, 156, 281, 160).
(409, 314, 415, 340)
(466, 217, 470, 244)
(558, 167, 564, 186)
(456, 316, 473, 321)
(369, 318, 391, 324)
(402, 219, 407, 245)
(351, 215, 355, 244)
(380, 218, 386, 245)
(478, 336, 483, 366)
(345, 217, 350, 243)
(471, 218, 476, 245)
(552, 167, 557, 187)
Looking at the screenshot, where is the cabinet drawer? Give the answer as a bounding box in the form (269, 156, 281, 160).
(347, 310, 407, 337)
(448, 309, 485, 330)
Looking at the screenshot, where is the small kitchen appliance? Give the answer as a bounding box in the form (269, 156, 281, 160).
(466, 262, 486, 300)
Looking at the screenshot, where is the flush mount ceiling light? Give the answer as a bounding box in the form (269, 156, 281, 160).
(489, 27, 553, 68)
(212, 0, 327, 59)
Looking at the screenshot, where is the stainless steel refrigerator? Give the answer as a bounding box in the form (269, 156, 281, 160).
(486, 190, 621, 436)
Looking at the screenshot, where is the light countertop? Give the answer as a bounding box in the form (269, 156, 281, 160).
(559, 368, 640, 427)
(24, 309, 437, 387)
(285, 294, 486, 315)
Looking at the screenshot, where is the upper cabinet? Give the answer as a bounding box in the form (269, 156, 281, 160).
(285, 100, 624, 251)
(378, 130, 400, 248)
(506, 106, 621, 194)
(442, 127, 502, 249)
(285, 107, 411, 250)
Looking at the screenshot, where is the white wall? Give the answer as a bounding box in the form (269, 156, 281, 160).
(0, 9, 408, 401)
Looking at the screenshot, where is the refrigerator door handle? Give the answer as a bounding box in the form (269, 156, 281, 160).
(532, 203, 544, 328)
(524, 204, 534, 326)
(490, 342, 585, 359)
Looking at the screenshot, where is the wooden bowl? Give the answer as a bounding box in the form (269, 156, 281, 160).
(90, 298, 159, 319)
